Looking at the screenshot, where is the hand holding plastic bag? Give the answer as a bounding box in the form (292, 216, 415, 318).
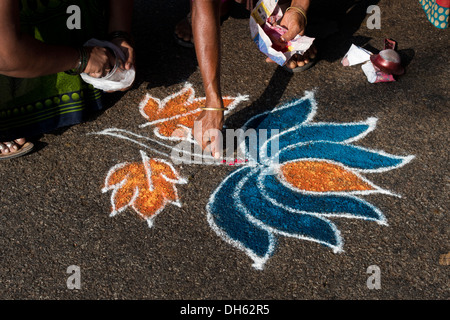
(250, 0, 314, 66)
(81, 39, 135, 92)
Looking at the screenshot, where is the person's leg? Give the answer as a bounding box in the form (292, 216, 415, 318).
(174, 0, 317, 70)
(174, 0, 232, 48)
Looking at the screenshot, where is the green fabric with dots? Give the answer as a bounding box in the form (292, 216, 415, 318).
(0, 0, 107, 136)
(419, 0, 449, 29)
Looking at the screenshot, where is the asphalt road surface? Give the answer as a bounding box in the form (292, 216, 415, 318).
(0, 0, 448, 305)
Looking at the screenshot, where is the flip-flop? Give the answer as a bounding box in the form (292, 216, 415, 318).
(174, 32, 194, 48)
(0, 141, 34, 160)
(174, 13, 194, 49)
(174, 2, 232, 49)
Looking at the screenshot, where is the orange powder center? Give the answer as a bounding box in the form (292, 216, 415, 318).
(280, 160, 375, 193)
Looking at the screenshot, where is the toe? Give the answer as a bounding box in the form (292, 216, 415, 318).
(14, 138, 26, 146)
(0, 143, 9, 154)
(5, 141, 18, 152)
(0, 138, 27, 155)
(288, 60, 297, 69)
(296, 56, 306, 67)
(287, 56, 297, 69)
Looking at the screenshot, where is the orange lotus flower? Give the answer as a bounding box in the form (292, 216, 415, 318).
(139, 83, 248, 140)
(102, 151, 187, 227)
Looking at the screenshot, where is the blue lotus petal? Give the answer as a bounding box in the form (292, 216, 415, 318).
(237, 170, 341, 249)
(264, 121, 375, 158)
(278, 141, 406, 171)
(261, 174, 385, 223)
(243, 97, 314, 132)
(239, 97, 314, 163)
(207, 167, 275, 262)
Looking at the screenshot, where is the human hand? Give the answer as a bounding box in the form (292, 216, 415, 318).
(111, 38, 135, 71)
(84, 46, 116, 78)
(278, 7, 307, 42)
(264, 6, 315, 70)
(192, 110, 224, 159)
(108, 38, 136, 92)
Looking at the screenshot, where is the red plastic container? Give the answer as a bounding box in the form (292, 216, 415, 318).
(370, 49, 404, 75)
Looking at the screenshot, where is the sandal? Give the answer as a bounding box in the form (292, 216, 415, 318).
(283, 57, 317, 73)
(174, 0, 232, 49)
(282, 45, 318, 73)
(174, 12, 195, 48)
(0, 139, 34, 160)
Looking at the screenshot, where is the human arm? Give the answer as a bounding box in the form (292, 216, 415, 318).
(191, 0, 224, 159)
(0, 0, 115, 78)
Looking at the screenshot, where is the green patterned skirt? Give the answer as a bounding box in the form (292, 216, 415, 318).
(0, 0, 108, 141)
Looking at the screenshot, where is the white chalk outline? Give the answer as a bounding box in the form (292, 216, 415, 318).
(233, 167, 345, 267)
(94, 128, 229, 165)
(206, 165, 344, 270)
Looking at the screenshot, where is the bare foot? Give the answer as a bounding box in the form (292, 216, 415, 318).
(0, 138, 27, 155)
(0, 138, 34, 159)
(285, 45, 317, 70)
